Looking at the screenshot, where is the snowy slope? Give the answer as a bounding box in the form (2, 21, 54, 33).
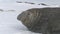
(0, 3, 59, 34)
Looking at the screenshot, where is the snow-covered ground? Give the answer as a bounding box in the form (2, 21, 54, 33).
(0, 2, 59, 34)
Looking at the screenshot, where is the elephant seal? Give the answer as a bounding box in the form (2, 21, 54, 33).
(17, 7, 60, 34)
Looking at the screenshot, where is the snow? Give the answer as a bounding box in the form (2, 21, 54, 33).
(0, 3, 59, 34)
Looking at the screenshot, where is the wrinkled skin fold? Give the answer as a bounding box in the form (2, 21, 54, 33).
(17, 7, 60, 34)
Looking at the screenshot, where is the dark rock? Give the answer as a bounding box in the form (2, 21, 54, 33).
(0, 9, 4, 11)
(17, 7, 60, 34)
(16, 1, 23, 3)
(38, 3, 49, 6)
(24, 2, 35, 4)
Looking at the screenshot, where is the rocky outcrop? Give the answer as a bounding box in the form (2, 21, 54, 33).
(17, 7, 60, 34)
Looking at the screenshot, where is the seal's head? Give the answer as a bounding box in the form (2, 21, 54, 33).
(17, 8, 42, 32)
(17, 8, 41, 26)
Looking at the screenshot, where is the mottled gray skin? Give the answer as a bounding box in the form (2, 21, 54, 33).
(17, 7, 60, 34)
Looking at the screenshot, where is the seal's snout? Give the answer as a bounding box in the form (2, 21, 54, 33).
(17, 14, 21, 21)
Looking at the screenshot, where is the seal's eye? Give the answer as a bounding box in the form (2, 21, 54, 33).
(28, 13, 30, 15)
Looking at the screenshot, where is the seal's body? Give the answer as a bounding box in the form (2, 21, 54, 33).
(17, 7, 60, 34)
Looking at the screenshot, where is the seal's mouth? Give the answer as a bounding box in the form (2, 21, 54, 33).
(17, 11, 26, 21)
